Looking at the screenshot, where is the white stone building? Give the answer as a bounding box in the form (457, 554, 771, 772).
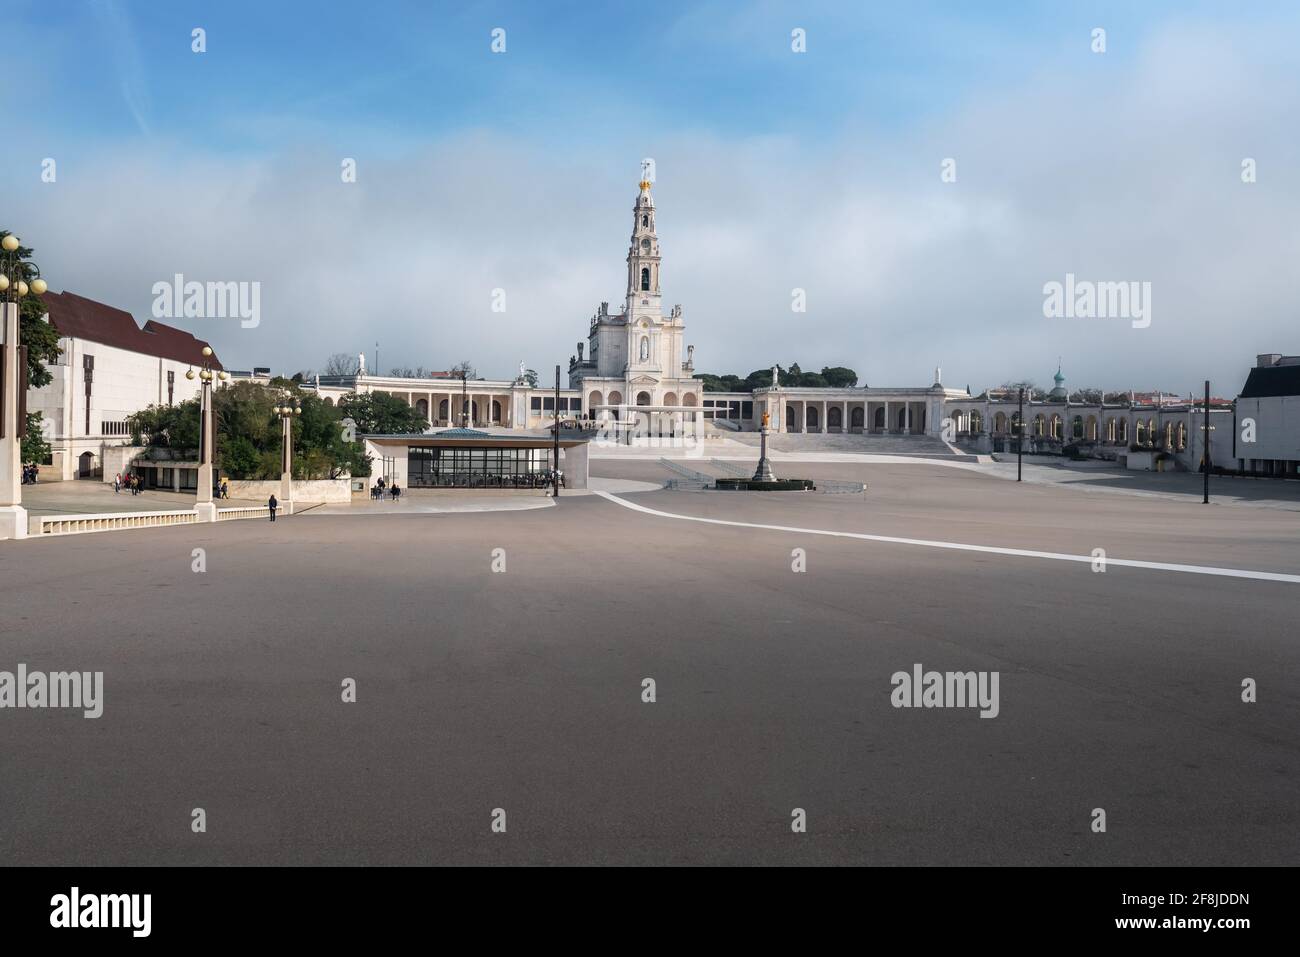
(28, 291, 221, 480)
(1233, 353, 1300, 476)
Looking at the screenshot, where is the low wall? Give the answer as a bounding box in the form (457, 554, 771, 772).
(223, 479, 351, 503)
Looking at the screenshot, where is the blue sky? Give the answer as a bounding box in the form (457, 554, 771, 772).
(26, 1, 1199, 143)
(7, 1, 1300, 392)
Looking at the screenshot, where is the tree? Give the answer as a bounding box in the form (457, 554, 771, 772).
(0, 230, 62, 388)
(337, 391, 428, 435)
(698, 372, 743, 393)
(522, 368, 539, 388)
(1001, 380, 1041, 400)
(323, 352, 358, 376)
(450, 360, 477, 380)
(129, 381, 372, 480)
(820, 366, 858, 388)
(22, 413, 50, 464)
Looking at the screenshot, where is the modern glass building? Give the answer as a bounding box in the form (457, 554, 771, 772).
(407, 445, 553, 488)
(361, 428, 590, 490)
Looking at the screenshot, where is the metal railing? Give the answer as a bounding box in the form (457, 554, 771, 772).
(815, 480, 868, 494)
(708, 458, 751, 478)
(659, 458, 715, 490)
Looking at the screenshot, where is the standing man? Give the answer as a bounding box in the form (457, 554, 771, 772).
(268, 493, 278, 522)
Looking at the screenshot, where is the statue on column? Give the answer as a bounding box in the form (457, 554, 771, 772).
(771, 365, 779, 388)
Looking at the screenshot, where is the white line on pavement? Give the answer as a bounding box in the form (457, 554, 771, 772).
(593, 492, 1300, 584)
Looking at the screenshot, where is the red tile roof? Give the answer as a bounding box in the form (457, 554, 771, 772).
(42, 291, 222, 369)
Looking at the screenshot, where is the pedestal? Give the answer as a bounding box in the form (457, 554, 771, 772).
(752, 428, 777, 482)
(0, 505, 28, 540)
(196, 461, 215, 522)
(280, 473, 294, 515)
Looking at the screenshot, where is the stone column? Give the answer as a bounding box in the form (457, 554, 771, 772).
(0, 302, 27, 539)
(821, 400, 828, 434)
(195, 380, 216, 522)
(280, 413, 294, 514)
(903, 401, 911, 435)
(843, 400, 849, 434)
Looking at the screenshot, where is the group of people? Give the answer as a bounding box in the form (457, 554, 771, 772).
(20, 464, 40, 485)
(371, 477, 402, 500)
(113, 473, 145, 495)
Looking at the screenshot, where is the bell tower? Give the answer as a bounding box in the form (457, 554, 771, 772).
(626, 168, 661, 317)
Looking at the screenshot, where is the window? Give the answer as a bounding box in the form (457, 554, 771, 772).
(543, 396, 555, 411)
(407, 446, 552, 488)
(530, 397, 542, 411)
(642, 215, 648, 227)
(640, 267, 650, 291)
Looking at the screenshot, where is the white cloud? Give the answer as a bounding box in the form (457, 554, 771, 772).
(7, 16, 1300, 395)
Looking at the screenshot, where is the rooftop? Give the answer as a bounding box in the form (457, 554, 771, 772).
(42, 291, 222, 369)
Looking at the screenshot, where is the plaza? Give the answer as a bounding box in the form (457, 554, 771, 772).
(2, 455, 1298, 866)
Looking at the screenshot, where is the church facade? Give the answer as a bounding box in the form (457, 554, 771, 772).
(566, 176, 702, 435)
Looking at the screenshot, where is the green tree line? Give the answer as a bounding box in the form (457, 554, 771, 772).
(696, 364, 859, 392)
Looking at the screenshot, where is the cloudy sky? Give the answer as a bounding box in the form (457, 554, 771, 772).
(5, 0, 1299, 395)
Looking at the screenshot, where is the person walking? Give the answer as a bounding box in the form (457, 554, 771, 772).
(220, 477, 229, 500)
(113, 473, 121, 494)
(268, 493, 278, 522)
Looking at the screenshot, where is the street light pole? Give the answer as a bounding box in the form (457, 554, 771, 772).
(275, 395, 302, 513)
(1203, 379, 1211, 505)
(1017, 387, 1024, 482)
(0, 234, 48, 540)
(186, 346, 227, 521)
(552, 364, 561, 498)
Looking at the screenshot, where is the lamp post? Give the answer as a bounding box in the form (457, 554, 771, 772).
(1017, 387, 1024, 482)
(552, 364, 561, 498)
(457, 369, 469, 427)
(275, 395, 301, 513)
(1202, 379, 1212, 505)
(186, 345, 227, 521)
(0, 234, 48, 540)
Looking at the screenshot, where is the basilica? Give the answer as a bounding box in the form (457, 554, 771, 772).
(566, 175, 701, 429)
